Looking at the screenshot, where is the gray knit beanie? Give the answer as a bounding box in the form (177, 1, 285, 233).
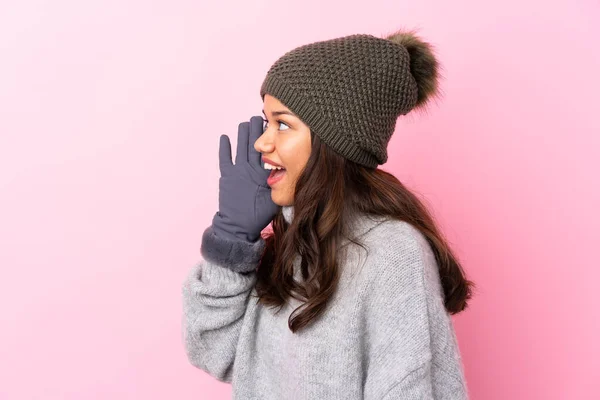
(260, 29, 440, 168)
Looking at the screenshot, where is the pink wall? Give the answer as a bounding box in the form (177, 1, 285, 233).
(1, 1, 598, 399)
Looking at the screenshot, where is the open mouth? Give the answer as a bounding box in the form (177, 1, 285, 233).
(264, 162, 286, 186)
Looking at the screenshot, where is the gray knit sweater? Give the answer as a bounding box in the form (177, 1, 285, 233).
(182, 205, 469, 399)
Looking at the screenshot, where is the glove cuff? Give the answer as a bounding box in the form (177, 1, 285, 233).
(200, 225, 266, 274)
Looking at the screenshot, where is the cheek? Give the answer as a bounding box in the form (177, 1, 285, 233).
(278, 132, 311, 176)
(281, 161, 306, 192)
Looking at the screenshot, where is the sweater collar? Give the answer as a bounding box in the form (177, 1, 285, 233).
(282, 205, 295, 224)
(281, 205, 388, 245)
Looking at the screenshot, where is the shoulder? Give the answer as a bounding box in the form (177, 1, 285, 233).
(360, 218, 441, 297)
(365, 218, 430, 271)
(367, 218, 429, 253)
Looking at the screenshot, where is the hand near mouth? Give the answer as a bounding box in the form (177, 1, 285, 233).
(211, 115, 281, 243)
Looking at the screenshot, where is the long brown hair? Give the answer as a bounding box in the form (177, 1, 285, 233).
(253, 131, 476, 333)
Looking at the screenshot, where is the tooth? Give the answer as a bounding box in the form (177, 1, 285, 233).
(264, 162, 284, 170)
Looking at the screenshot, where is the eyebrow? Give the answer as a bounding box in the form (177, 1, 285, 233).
(262, 109, 298, 118)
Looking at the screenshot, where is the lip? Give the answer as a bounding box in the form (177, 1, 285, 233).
(262, 157, 284, 168)
(267, 169, 286, 186)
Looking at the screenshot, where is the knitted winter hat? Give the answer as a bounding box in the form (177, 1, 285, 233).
(260, 29, 440, 168)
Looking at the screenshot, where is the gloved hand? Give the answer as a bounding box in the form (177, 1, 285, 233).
(211, 115, 280, 242)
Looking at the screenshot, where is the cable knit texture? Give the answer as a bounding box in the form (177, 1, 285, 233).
(182, 205, 469, 399)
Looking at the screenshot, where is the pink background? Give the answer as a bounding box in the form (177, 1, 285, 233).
(1, 1, 598, 399)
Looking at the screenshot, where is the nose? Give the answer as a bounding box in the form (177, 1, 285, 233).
(254, 127, 274, 154)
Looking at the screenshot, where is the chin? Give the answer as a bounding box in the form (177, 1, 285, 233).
(271, 190, 293, 207)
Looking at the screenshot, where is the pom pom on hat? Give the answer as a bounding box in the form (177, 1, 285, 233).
(384, 28, 441, 111)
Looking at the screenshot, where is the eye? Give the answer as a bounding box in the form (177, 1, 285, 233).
(277, 121, 290, 131)
(263, 118, 289, 131)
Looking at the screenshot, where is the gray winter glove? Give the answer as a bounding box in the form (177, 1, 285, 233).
(211, 115, 280, 243)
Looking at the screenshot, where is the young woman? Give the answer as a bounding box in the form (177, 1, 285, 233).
(182, 29, 475, 399)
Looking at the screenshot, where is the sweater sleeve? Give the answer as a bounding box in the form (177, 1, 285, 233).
(181, 225, 265, 383)
(362, 222, 468, 400)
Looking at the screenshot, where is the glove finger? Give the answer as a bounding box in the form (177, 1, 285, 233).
(248, 115, 264, 168)
(218, 134, 233, 175)
(235, 121, 249, 165)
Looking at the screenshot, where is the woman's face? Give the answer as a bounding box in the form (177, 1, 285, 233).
(254, 94, 312, 206)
